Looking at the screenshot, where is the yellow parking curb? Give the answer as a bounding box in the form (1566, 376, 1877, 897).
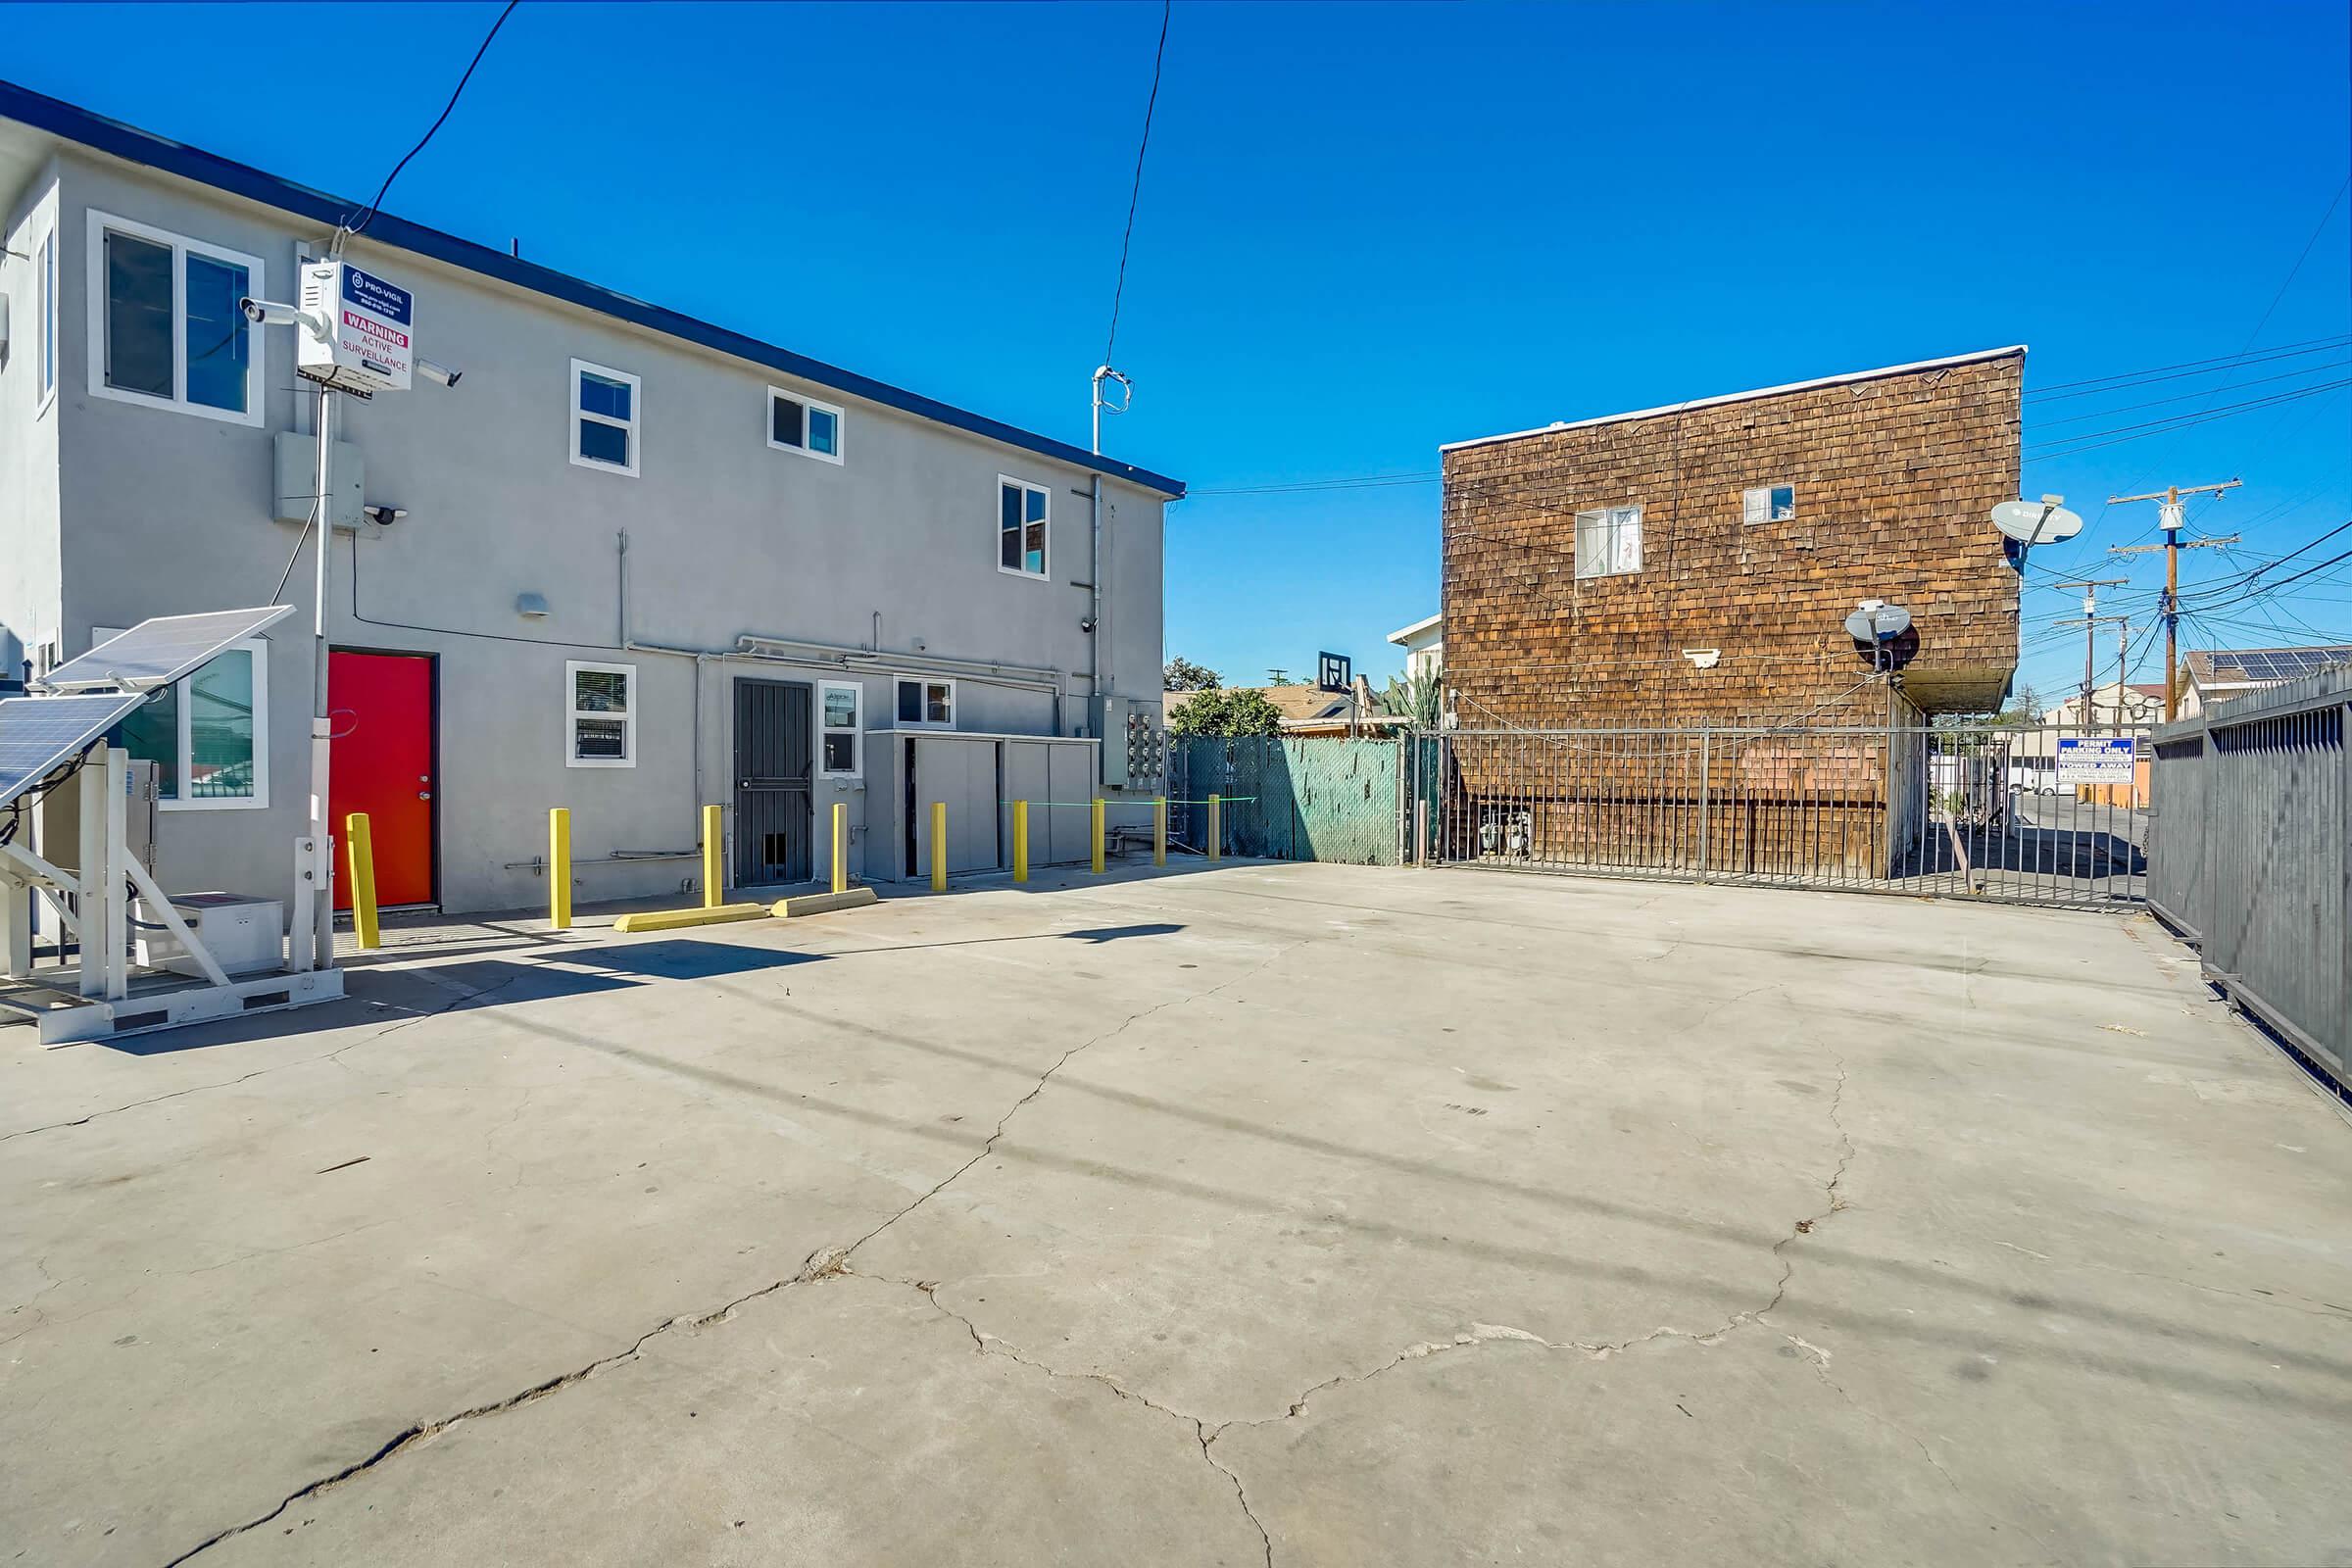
(771, 887, 880, 918)
(612, 903, 770, 934)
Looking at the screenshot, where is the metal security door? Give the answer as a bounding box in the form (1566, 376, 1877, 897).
(328, 651, 435, 907)
(734, 679, 812, 886)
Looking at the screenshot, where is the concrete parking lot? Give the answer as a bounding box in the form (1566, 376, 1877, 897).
(4, 861, 2349, 1566)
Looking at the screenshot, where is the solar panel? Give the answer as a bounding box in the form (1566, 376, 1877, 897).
(33, 606, 295, 695)
(0, 691, 150, 809)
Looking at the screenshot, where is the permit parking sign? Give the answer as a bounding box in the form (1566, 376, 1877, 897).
(296, 260, 414, 394)
(2056, 736, 2136, 785)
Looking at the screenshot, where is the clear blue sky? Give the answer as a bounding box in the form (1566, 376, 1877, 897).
(13, 1, 2349, 701)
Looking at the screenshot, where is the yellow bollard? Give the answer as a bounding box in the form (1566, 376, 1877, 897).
(1091, 798, 1106, 874)
(831, 802, 848, 896)
(1208, 794, 1222, 862)
(1012, 800, 1029, 884)
(344, 812, 380, 950)
(930, 802, 948, 891)
(549, 808, 572, 930)
(1153, 796, 1167, 867)
(702, 803, 723, 908)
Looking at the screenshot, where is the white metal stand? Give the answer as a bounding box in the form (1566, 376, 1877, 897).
(0, 746, 343, 1045)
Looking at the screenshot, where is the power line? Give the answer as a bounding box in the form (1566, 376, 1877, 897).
(1102, 0, 1171, 368)
(2031, 357, 2349, 427)
(2024, 376, 2352, 460)
(2232, 175, 2351, 358)
(2023, 334, 2351, 402)
(340, 0, 523, 245)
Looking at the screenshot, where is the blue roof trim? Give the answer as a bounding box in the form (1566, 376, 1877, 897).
(0, 77, 1185, 498)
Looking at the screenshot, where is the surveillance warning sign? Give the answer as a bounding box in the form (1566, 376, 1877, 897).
(296, 261, 415, 395)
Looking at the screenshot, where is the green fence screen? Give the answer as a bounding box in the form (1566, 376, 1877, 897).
(1172, 736, 1404, 864)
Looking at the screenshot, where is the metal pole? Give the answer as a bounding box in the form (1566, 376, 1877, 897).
(701, 803, 723, 908)
(305, 386, 336, 973)
(550, 808, 572, 929)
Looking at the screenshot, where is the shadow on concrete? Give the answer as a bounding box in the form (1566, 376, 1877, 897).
(1056, 924, 1185, 945)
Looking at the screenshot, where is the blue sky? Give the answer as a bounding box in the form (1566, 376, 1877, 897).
(12, 1, 2348, 700)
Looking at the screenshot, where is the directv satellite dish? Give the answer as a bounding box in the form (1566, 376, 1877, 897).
(1844, 604, 1912, 641)
(1991, 498, 2083, 546)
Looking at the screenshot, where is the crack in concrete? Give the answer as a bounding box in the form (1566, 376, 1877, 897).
(160, 1245, 846, 1565)
(856, 1264, 1273, 1567)
(839, 936, 1310, 1260)
(156, 946, 1304, 1565)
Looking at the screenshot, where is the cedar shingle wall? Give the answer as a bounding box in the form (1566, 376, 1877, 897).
(1441, 354, 2024, 728)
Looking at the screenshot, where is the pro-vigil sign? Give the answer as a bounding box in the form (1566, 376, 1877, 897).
(295, 260, 414, 394)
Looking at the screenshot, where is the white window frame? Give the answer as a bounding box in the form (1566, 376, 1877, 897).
(817, 679, 863, 778)
(34, 223, 58, 414)
(565, 659, 638, 767)
(1742, 484, 1797, 524)
(767, 386, 846, 466)
(1574, 505, 1643, 580)
(894, 675, 956, 731)
(569, 358, 641, 477)
(998, 475, 1051, 581)
(95, 627, 270, 811)
(84, 210, 268, 428)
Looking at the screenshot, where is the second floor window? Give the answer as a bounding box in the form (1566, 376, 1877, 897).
(88, 211, 265, 425)
(1000, 477, 1049, 578)
(770, 389, 844, 463)
(35, 227, 57, 406)
(1742, 484, 1796, 523)
(1575, 505, 1642, 579)
(571, 360, 640, 476)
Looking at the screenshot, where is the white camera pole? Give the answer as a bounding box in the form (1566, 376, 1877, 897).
(295, 381, 337, 972)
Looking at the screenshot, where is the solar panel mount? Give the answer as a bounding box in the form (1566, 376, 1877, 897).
(31, 606, 296, 696)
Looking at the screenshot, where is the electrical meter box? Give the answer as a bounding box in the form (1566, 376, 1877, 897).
(1092, 697, 1166, 789)
(297, 260, 414, 395)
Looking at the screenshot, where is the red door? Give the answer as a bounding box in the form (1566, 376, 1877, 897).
(329, 652, 435, 908)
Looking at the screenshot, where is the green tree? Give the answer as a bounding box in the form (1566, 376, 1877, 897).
(1167, 686, 1285, 738)
(1163, 656, 1222, 691)
(1378, 668, 1443, 729)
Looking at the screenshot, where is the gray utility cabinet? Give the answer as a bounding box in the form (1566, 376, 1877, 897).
(882, 731, 1102, 882)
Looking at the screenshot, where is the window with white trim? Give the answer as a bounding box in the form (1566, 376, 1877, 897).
(999, 477, 1049, 578)
(35, 226, 57, 407)
(1742, 484, 1796, 524)
(896, 676, 955, 729)
(818, 680, 862, 776)
(570, 359, 640, 476)
(769, 388, 844, 464)
(1574, 506, 1642, 579)
(85, 211, 266, 425)
(566, 661, 637, 765)
(98, 627, 270, 809)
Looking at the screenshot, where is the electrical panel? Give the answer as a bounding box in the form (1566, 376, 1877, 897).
(273, 432, 366, 531)
(1092, 697, 1166, 789)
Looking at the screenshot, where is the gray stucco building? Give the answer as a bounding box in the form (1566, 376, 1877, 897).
(0, 80, 1180, 914)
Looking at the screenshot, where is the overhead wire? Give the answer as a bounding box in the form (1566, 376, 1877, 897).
(1101, 0, 1171, 368)
(339, 0, 523, 246)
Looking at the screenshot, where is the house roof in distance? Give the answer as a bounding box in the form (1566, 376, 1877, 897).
(2183, 645, 2352, 687)
(1387, 612, 1442, 645)
(1441, 346, 2028, 454)
(0, 76, 1184, 498)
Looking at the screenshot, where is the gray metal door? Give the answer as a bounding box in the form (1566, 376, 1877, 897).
(734, 679, 812, 886)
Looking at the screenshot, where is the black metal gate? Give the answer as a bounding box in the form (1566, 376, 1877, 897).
(733, 678, 812, 887)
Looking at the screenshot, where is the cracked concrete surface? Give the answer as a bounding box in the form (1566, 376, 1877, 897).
(3, 861, 2349, 1565)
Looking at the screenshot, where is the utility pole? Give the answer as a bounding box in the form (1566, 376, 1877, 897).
(2107, 478, 2241, 721)
(2050, 578, 2129, 727)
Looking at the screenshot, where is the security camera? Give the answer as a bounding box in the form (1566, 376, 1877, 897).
(362, 505, 408, 527)
(239, 296, 314, 329)
(416, 358, 463, 388)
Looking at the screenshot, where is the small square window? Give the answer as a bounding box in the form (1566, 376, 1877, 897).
(1742, 484, 1796, 524)
(896, 677, 955, 729)
(769, 387, 845, 464)
(1575, 506, 1642, 579)
(567, 661, 637, 765)
(571, 360, 640, 476)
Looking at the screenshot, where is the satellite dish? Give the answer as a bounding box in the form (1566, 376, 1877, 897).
(1844, 604, 1913, 641)
(1991, 499, 2083, 546)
